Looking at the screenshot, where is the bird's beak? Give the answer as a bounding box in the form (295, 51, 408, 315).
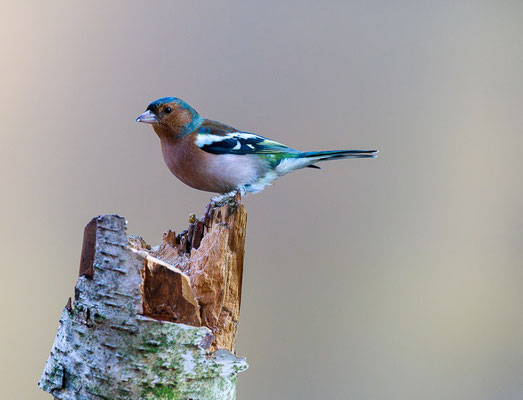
(136, 110, 158, 124)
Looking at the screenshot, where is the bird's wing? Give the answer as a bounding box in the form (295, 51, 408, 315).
(195, 120, 295, 156)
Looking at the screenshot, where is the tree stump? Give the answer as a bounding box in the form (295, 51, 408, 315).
(39, 193, 248, 400)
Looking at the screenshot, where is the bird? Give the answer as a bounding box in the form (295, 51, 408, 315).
(136, 97, 377, 202)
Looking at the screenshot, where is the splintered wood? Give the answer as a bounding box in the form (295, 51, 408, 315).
(131, 193, 247, 352)
(39, 194, 248, 400)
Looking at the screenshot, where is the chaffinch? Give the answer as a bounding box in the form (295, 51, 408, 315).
(137, 97, 377, 201)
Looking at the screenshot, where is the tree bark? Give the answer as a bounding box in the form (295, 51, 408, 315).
(39, 193, 248, 400)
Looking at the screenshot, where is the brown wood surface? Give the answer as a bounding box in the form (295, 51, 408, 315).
(129, 192, 247, 352)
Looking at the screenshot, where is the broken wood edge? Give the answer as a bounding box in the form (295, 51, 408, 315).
(39, 199, 248, 400)
(128, 192, 247, 352)
(137, 252, 202, 327)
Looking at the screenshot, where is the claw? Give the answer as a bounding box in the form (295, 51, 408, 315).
(203, 202, 215, 228)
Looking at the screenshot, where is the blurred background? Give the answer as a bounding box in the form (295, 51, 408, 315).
(1, 1, 522, 399)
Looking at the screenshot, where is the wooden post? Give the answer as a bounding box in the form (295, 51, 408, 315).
(39, 193, 248, 400)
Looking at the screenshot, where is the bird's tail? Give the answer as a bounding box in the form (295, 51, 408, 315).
(301, 149, 378, 167)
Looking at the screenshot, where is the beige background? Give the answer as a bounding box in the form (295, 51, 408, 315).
(1, 1, 522, 399)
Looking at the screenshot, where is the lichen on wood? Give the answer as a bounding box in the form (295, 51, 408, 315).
(39, 194, 248, 400)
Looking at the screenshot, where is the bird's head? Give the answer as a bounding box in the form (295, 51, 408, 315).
(136, 97, 202, 138)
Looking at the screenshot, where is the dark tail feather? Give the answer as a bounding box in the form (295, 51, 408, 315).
(302, 149, 378, 164)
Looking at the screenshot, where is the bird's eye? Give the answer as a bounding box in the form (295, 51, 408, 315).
(164, 107, 172, 114)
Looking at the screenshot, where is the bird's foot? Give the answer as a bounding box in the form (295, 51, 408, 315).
(210, 188, 246, 207)
(210, 191, 236, 206)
